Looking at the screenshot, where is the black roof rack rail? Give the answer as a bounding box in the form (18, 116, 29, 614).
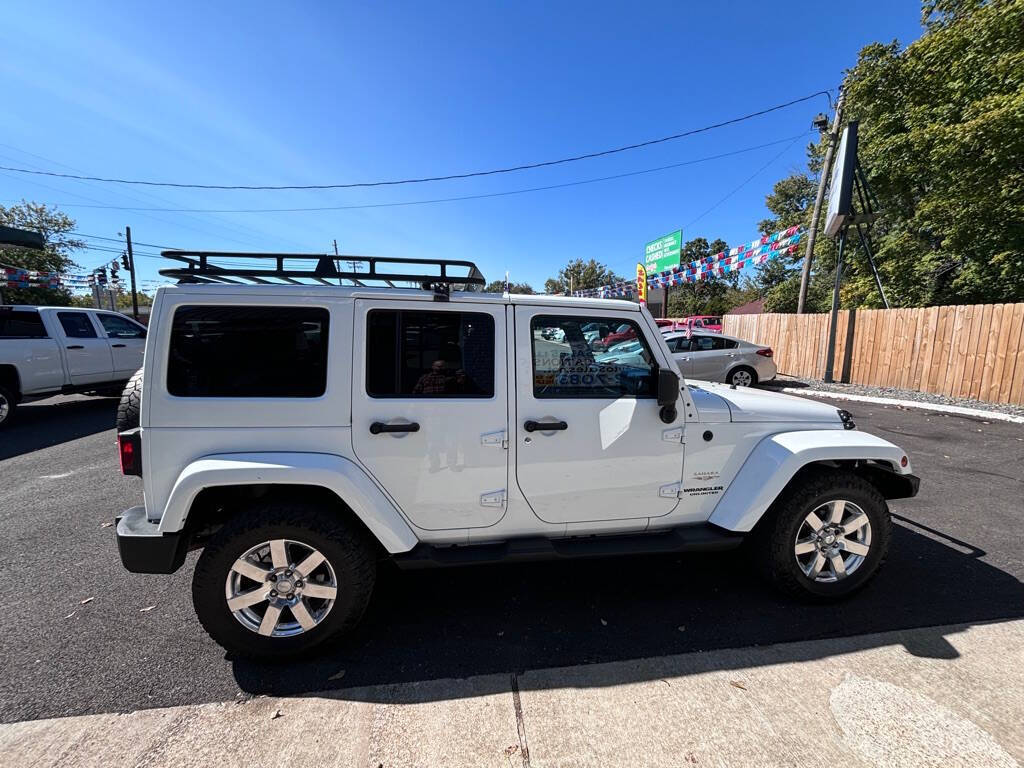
(158, 251, 486, 298)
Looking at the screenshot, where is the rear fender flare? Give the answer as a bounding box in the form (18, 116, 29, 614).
(157, 452, 419, 553)
(708, 430, 912, 533)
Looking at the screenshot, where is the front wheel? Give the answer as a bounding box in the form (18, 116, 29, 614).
(192, 501, 376, 659)
(758, 470, 891, 601)
(0, 385, 16, 429)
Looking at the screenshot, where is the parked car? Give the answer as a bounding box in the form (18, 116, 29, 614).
(663, 330, 776, 386)
(591, 322, 637, 350)
(682, 315, 723, 333)
(114, 252, 917, 660)
(0, 305, 147, 427)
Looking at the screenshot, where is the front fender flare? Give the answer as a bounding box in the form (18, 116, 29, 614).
(157, 452, 419, 553)
(708, 430, 912, 533)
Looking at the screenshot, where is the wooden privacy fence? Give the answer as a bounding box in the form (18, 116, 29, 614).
(722, 303, 1024, 405)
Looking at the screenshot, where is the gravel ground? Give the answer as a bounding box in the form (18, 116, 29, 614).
(762, 374, 1024, 418)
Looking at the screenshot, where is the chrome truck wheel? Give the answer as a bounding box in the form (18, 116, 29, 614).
(793, 500, 872, 583)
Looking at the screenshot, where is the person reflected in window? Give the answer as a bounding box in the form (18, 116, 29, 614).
(413, 359, 451, 395)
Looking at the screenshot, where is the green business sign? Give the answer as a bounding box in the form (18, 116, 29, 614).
(644, 230, 682, 275)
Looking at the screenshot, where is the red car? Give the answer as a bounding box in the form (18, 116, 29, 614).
(683, 315, 722, 333)
(591, 322, 637, 350)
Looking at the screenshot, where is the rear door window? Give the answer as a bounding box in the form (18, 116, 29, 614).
(366, 309, 494, 397)
(57, 312, 98, 338)
(167, 305, 329, 397)
(0, 310, 48, 338)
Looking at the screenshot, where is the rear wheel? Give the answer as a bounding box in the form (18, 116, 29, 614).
(0, 385, 16, 429)
(727, 366, 757, 387)
(192, 501, 376, 659)
(759, 470, 891, 600)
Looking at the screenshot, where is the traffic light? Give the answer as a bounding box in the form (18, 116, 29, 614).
(121, 253, 130, 270)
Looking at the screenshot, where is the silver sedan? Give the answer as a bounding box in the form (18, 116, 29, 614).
(663, 331, 777, 386)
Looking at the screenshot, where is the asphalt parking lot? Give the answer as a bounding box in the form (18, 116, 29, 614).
(1, 393, 1022, 725)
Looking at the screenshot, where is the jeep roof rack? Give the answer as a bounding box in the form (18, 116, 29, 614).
(158, 251, 486, 297)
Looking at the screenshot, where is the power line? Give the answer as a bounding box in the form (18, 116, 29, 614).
(21, 135, 811, 215)
(684, 135, 805, 228)
(0, 92, 830, 191)
(72, 231, 180, 250)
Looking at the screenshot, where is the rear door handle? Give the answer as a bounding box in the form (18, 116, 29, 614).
(66, 345, 84, 350)
(524, 420, 568, 432)
(111, 343, 127, 348)
(369, 421, 420, 435)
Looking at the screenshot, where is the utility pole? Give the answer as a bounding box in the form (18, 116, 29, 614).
(797, 89, 845, 314)
(822, 229, 847, 382)
(125, 226, 139, 320)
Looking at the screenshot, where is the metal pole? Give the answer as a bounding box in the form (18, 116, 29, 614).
(854, 223, 889, 309)
(125, 226, 139, 320)
(822, 229, 847, 383)
(797, 90, 844, 314)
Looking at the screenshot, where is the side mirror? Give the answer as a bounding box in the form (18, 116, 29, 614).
(656, 367, 679, 424)
(657, 367, 679, 407)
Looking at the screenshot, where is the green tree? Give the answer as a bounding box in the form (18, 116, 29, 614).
(484, 279, 535, 294)
(665, 237, 745, 316)
(0, 202, 83, 305)
(544, 259, 623, 294)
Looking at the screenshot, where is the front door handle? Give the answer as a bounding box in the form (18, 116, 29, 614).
(524, 420, 568, 432)
(111, 343, 127, 348)
(67, 345, 84, 350)
(370, 421, 420, 435)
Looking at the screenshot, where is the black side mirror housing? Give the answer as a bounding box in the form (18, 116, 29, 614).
(657, 367, 679, 407)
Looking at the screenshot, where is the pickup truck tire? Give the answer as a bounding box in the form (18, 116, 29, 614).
(116, 369, 143, 432)
(759, 470, 891, 601)
(192, 500, 376, 660)
(0, 384, 16, 429)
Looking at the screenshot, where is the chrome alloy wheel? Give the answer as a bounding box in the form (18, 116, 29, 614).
(0, 392, 8, 424)
(730, 369, 753, 387)
(225, 539, 338, 637)
(793, 500, 872, 583)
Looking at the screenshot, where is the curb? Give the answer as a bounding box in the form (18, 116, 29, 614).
(779, 388, 1024, 425)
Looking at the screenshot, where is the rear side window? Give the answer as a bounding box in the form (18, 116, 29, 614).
(366, 309, 494, 397)
(57, 312, 98, 338)
(691, 335, 727, 351)
(0, 310, 47, 338)
(168, 305, 329, 397)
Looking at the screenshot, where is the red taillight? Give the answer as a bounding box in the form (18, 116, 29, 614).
(118, 429, 142, 476)
(756, 348, 773, 358)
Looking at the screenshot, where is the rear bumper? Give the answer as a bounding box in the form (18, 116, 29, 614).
(116, 506, 188, 574)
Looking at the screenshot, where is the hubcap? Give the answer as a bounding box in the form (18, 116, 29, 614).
(0, 394, 8, 423)
(793, 500, 872, 583)
(225, 539, 338, 637)
(732, 370, 753, 387)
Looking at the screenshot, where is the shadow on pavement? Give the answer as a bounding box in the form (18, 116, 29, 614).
(0, 397, 116, 461)
(231, 518, 1024, 702)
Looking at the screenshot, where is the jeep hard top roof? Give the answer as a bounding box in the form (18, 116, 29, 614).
(157, 251, 641, 312)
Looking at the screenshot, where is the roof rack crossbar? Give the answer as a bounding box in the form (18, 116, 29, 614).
(158, 251, 485, 290)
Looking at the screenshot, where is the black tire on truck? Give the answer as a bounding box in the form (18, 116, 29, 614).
(0, 384, 17, 429)
(192, 501, 376, 659)
(757, 469, 891, 601)
(116, 368, 143, 432)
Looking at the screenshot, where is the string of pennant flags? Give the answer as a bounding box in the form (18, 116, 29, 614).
(1, 266, 125, 290)
(571, 225, 804, 298)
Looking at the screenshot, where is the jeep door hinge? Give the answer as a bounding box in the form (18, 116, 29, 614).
(481, 430, 508, 449)
(662, 427, 684, 444)
(659, 482, 681, 498)
(480, 489, 506, 508)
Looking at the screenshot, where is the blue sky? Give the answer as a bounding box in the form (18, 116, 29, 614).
(1, 1, 923, 292)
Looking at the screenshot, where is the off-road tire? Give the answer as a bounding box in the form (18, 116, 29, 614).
(758, 469, 891, 601)
(727, 365, 758, 387)
(116, 369, 143, 431)
(192, 501, 376, 660)
(0, 384, 16, 429)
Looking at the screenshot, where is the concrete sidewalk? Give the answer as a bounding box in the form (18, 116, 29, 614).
(3, 620, 1021, 767)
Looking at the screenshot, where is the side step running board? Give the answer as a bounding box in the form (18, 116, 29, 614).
(391, 523, 743, 570)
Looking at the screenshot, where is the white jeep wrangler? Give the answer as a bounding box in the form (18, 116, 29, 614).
(114, 252, 919, 659)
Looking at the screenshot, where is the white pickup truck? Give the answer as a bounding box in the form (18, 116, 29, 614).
(0, 305, 147, 427)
